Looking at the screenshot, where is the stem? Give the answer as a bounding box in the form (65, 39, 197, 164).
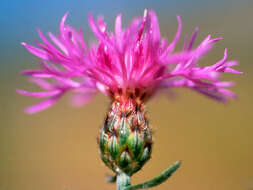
(116, 172, 131, 190)
(124, 161, 181, 190)
(110, 161, 181, 189)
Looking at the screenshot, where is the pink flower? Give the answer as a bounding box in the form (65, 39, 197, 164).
(18, 10, 241, 114)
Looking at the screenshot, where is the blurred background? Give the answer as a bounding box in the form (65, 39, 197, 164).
(1, 0, 252, 189)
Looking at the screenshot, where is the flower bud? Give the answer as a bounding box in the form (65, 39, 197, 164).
(99, 97, 152, 176)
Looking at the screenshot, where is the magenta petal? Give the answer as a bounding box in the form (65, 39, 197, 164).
(194, 88, 227, 102)
(60, 12, 69, 35)
(88, 13, 113, 50)
(37, 29, 62, 56)
(70, 92, 96, 107)
(24, 95, 62, 114)
(224, 68, 243, 74)
(225, 61, 239, 67)
(19, 10, 241, 113)
(16, 89, 61, 98)
(163, 15, 182, 54)
(115, 14, 122, 38)
(21, 70, 53, 78)
(114, 14, 122, 50)
(215, 81, 235, 88)
(22, 42, 49, 60)
(28, 78, 54, 90)
(187, 27, 199, 50)
(48, 32, 68, 55)
(212, 48, 228, 69)
(218, 88, 236, 98)
(148, 10, 160, 42)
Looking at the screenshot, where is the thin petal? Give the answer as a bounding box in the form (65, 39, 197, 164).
(60, 12, 69, 35)
(163, 16, 182, 54)
(22, 42, 49, 60)
(70, 92, 96, 107)
(148, 10, 160, 42)
(48, 32, 68, 55)
(28, 78, 54, 90)
(88, 13, 113, 50)
(16, 89, 61, 98)
(187, 27, 199, 50)
(24, 94, 62, 114)
(115, 14, 122, 39)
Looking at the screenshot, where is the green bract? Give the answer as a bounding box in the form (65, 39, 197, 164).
(99, 99, 152, 176)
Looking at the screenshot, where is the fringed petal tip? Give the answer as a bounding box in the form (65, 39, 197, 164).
(176, 15, 182, 24)
(61, 11, 69, 26)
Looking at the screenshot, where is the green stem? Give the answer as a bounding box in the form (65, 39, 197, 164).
(124, 161, 181, 190)
(116, 172, 131, 190)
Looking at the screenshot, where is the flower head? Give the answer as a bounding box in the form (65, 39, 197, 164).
(18, 10, 241, 113)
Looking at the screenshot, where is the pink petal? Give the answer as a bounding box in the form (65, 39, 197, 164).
(22, 42, 49, 60)
(16, 89, 61, 98)
(70, 92, 96, 107)
(187, 27, 199, 50)
(48, 32, 68, 55)
(28, 78, 54, 90)
(163, 15, 182, 55)
(24, 94, 62, 114)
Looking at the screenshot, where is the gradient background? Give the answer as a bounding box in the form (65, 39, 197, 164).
(1, 0, 253, 189)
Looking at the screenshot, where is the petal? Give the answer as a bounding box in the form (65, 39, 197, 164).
(48, 32, 68, 55)
(22, 42, 49, 60)
(187, 27, 199, 50)
(218, 88, 236, 98)
(70, 92, 96, 107)
(60, 12, 69, 35)
(223, 68, 243, 74)
(163, 16, 182, 55)
(148, 10, 160, 42)
(212, 48, 228, 69)
(193, 87, 227, 102)
(28, 78, 54, 90)
(214, 81, 234, 88)
(88, 13, 113, 50)
(115, 14, 122, 39)
(16, 89, 61, 98)
(24, 94, 62, 114)
(21, 70, 53, 78)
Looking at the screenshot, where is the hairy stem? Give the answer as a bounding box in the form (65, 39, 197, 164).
(124, 161, 181, 190)
(116, 172, 131, 190)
